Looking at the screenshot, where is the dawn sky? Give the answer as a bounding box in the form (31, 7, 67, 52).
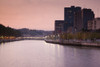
(0, 0, 100, 30)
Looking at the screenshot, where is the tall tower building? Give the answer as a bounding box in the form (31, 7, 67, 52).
(64, 6, 75, 26)
(64, 6, 82, 33)
(54, 6, 95, 34)
(74, 7, 82, 32)
(82, 9, 95, 30)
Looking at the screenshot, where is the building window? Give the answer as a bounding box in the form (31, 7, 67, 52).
(67, 10, 72, 13)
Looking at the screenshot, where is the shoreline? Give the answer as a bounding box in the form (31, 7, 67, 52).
(1, 38, 100, 48)
(0, 38, 24, 43)
(0, 37, 44, 44)
(45, 39, 100, 47)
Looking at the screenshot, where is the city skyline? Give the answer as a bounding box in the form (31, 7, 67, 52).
(0, 0, 100, 30)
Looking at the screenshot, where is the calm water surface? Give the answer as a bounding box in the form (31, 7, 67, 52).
(0, 40, 100, 67)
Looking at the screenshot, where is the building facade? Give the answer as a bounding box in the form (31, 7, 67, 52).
(82, 9, 95, 30)
(95, 18, 100, 30)
(64, 6, 83, 33)
(64, 6, 76, 32)
(88, 20, 95, 30)
(74, 7, 83, 32)
(54, 6, 95, 34)
(55, 20, 64, 33)
(88, 18, 100, 30)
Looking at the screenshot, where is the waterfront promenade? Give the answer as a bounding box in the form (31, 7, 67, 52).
(0, 37, 44, 43)
(45, 39, 100, 47)
(1, 36, 100, 48)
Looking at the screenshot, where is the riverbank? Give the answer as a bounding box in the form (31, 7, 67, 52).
(45, 39, 100, 47)
(0, 38, 23, 43)
(0, 37, 44, 43)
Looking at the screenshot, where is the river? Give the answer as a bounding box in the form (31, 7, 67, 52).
(0, 40, 100, 67)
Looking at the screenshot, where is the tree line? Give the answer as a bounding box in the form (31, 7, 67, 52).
(0, 24, 21, 37)
(60, 31, 100, 40)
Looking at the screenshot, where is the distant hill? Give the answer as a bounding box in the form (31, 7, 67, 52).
(0, 24, 53, 37)
(18, 28, 53, 37)
(0, 24, 21, 37)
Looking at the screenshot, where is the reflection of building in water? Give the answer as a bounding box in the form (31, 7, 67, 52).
(62, 46, 95, 67)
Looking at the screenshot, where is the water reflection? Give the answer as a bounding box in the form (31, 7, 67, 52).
(0, 40, 100, 67)
(62, 46, 100, 67)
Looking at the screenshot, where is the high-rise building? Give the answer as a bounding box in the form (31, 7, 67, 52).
(82, 9, 95, 30)
(54, 6, 95, 33)
(74, 7, 83, 32)
(64, 6, 82, 33)
(64, 6, 75, 24)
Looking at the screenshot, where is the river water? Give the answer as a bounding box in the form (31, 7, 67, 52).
(0, 40, 100, 67)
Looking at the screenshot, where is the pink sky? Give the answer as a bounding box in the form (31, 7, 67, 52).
(0, 0, 100, 30)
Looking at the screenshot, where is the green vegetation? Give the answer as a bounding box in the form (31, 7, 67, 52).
(18, 28, 52, 37)
(0, 24, 52, 38)
(0, 24, 21, 37)
(60, 32, 100, 40)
